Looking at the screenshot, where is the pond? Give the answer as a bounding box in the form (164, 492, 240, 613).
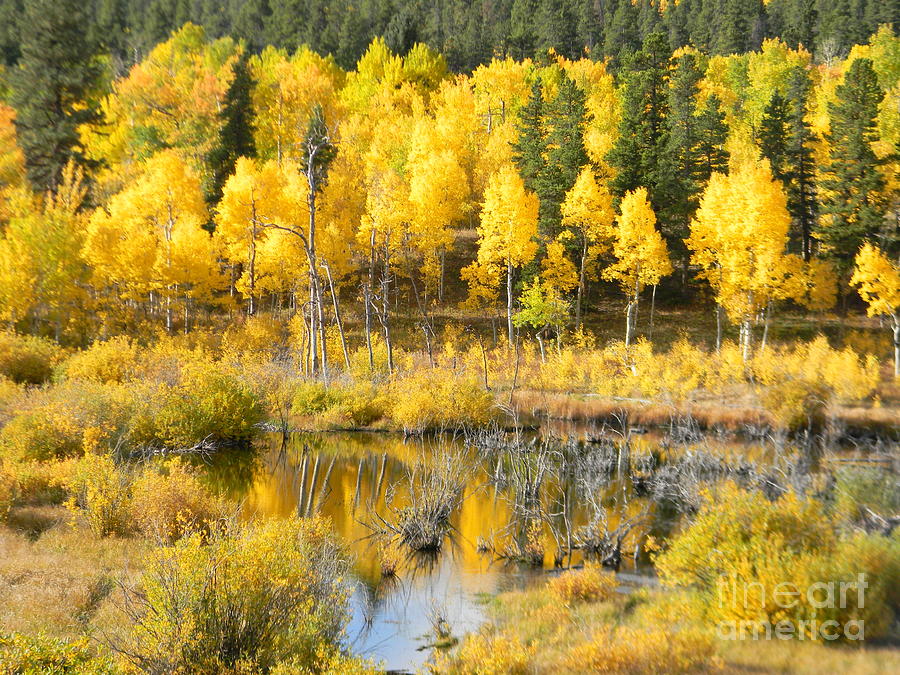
(200, 427, 857, 672)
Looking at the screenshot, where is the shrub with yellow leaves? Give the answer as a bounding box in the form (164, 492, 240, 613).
(390, 368, 495, 433)
(130, 460, 227, 543)
(7, 458, 77, 505)
(59, 336, 141, 383)
(429, 631, 533, 675)
(565, 626, 718, 674)
(0, 381, 132, 461)
(123, 516, 351, 674)
(129, 359, 264, 449)
(655, 481, 899, 640)
(0, 459, 17, 521)
(0, 633, 117, 674)
(0, 331, 61, 385)
(66, 453, 133, 537)
(547, 566, 618, 604)
(759, 377, 831, 431)
(223, 316, 285, 357)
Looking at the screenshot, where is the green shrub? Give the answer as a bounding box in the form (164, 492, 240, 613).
(833, 467, 900, 524)
(322, 384, 386, 428)
(0, 382, 132, 461)
(130, 361, 264, 449)
(0, 632, 116, 675)
(291, 381, 342, 417)
(59, 336, 141, 383)
(0, 332, 61, 385)
(123, 516, 351, 674)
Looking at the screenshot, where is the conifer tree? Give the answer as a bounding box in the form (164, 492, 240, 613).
(694, 94, 729, 181)
(512, 78, 546, 192)
(539, 73, 590, 238)
(10, 0, 101, 193)
(206, 53, 257, 207)
(607, 32, 671, 203)
(817, 57, 887, 273)
(657, 51, 704, 262)
(785, 66, 818, 260)
(757, 92, 791, 183)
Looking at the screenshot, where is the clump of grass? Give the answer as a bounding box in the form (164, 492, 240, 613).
(372, 451, 464, 552)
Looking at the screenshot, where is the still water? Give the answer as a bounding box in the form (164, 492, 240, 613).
(201, 428, 797, 672)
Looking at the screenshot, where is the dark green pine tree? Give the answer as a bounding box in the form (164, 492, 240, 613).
(538, 72, 590, 237)
(603, 0, 641, 67)
(0, 0, 22, 66)
(512, 78, 547, 193)
(694, 94, 729, 182)
(10, 0, 101, 193)
(785, 66, 818, 260)
(607, 32, 671, 201)
(657, 51, 704, 259)
(509, 0, 538, 59)
(535, 0, 580, 60)
(205, 53, 257, 208)
(756, 91, 791, 184)
(782, 0, 818, 51)
(817, 57, 887, 273)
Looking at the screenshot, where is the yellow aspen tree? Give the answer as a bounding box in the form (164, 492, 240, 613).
(0, 104, 24, 191)
(216, 157, 294, 316)
(851, 242, 900, 377)
(86, 151, 219, 332)
(341, 38, 405, 112)
(540, 240, 579, 295)
(687, 160, 803, 359)
(407, 119, 468, 300)
(249, 46, 343, 165)
(603, 187, 672, 347)
(316, 150, 365, 371)
(84, 24, 239, 188)
(560, 166, 616, 328)
(255, 105, 338, 382)
(467, 164, 539, 345)
(557, 55, 619, 168)
(471, 57, 533, 132)
(359, 164, 409, 375)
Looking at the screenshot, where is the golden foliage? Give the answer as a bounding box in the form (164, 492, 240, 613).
(429, 631, 533, 675)
(60, 336, 141, 383)
(565, 627, 719, 674)
(547, 566, 618, 604)
(0, 332, 61, 385)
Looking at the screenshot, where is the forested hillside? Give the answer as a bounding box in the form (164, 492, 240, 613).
(0, 0, 896, 72)
(0, 0, 897, 372)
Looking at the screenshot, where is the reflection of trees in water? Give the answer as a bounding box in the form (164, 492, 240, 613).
(206, 428, 810, 579)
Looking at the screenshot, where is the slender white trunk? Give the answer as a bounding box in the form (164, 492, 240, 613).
(506, 260, 514, 346)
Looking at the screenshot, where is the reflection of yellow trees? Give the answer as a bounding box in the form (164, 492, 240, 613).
(242, 433, 689, 578)
(246, 434, 518, 582)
